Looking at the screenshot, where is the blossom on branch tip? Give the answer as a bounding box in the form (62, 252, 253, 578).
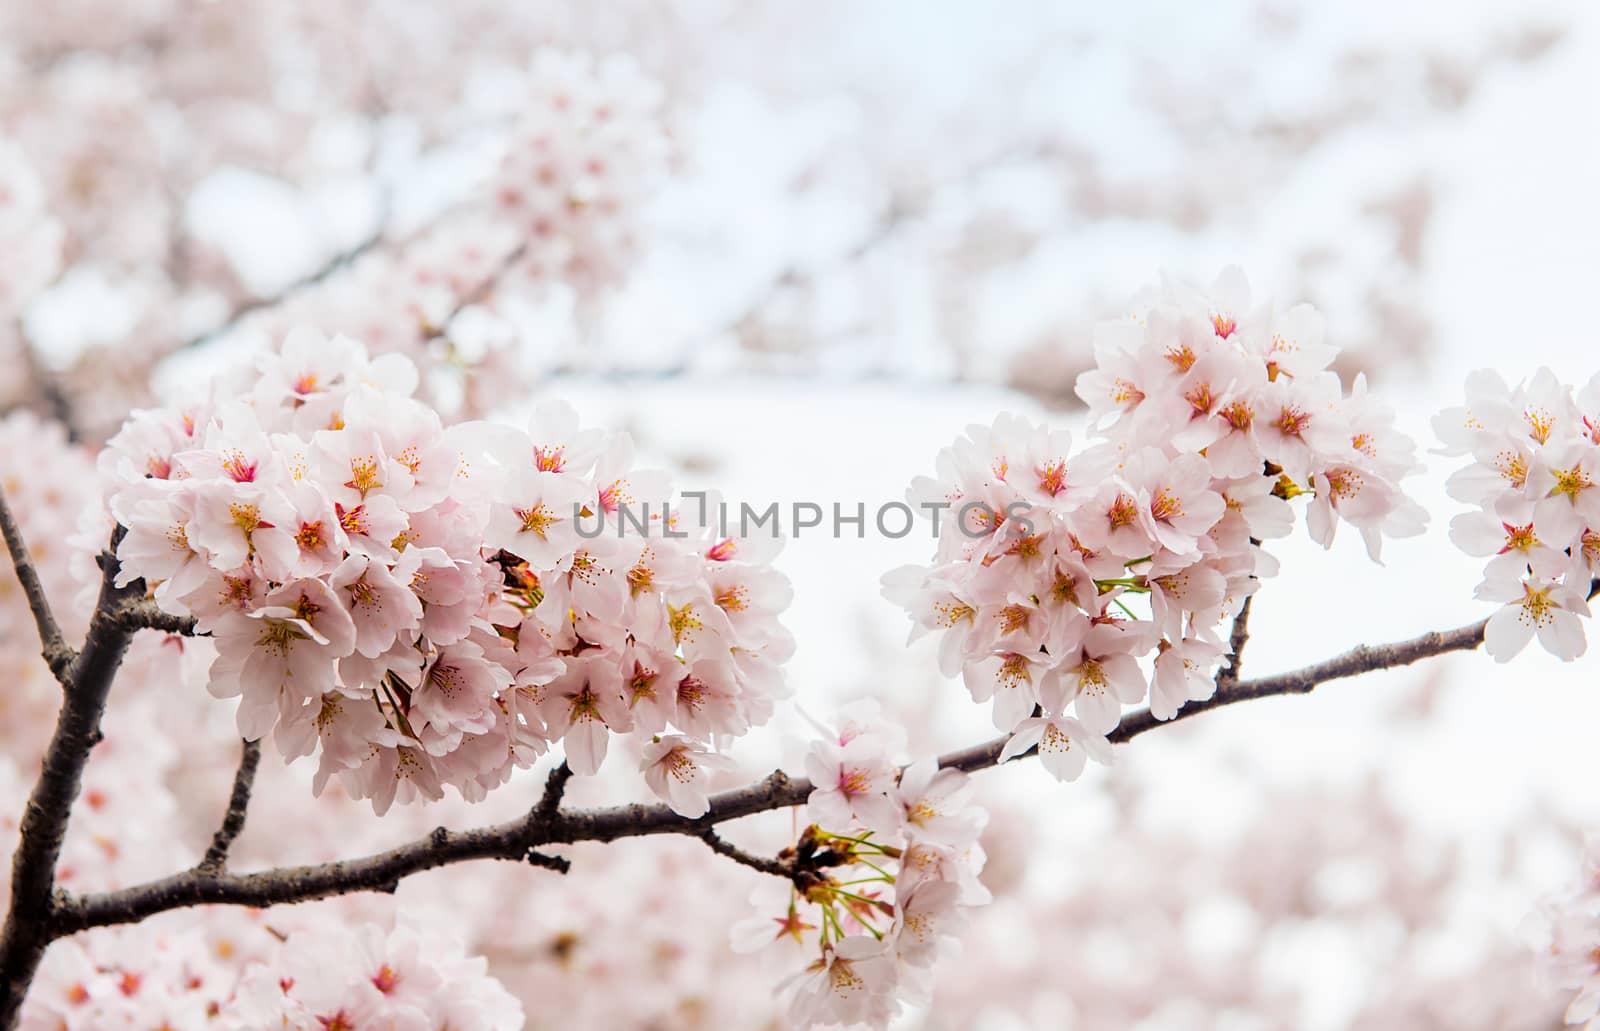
(1440, 368, 1600, 663)
(103, 328, 793, 812)
(742, 709, 989, 1029)
(888, 269, 1424, 760)
(1003, 710, 1112, 781)
(640, 734, 734, 818)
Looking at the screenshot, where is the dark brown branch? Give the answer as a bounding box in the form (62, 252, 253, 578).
(1216, 594, 1255, 686)
(49, 619, 1491, 960)
(61, 768, 804, 931)
(0, 531, 143, 1024)
(534, 761, 573, 820)
(938, 616, 1489, 773)
(200, 739, 262, 872)
(523, 850, 572, 874)
(0, 484, 75, 683)
(697, 827, 796, 879)
(114, 598, 199, 636)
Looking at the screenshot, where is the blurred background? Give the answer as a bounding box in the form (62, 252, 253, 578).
(3, 1, 1599, 1027)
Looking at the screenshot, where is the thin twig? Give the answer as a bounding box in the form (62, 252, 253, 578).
(697, 828, 796, 879)
(23, 616, 1493, 996)
(0, 483, 75, 683)
(515, 761, 600, 874)
(940, 616, 1490, 773)
(199, 739, 261, 872)
(524, 850, 572, 874)
(534, 761, 574, 821)
(114, 598, 199, 636)
(1216, 594, 1255, 686)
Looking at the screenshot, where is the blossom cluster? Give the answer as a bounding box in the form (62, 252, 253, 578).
(20, 911, 521, 1031)
(103, 328, 793, 812)
(1, 412, 92, 658)
(221, 922, 522, 1030)
(885, 269, 1427, 780)
(488, 49, 671, 291)
(737, 706, 989, 1028)
(0, 142, 67, 412)
(1532, 834, 1600, 1029)
(0, 141, 64, 313)
(1436, 369, 1598, 661)
(235, 48, 675, 424)
(0, 413, 191, 900)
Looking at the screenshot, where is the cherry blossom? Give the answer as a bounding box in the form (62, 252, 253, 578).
(1529, 834, 1600, 1031)
(743, 708, 990, 1029)
(804, 729, 903, 833)
(999, 711, 1113, 781)
(488, 50, 671, 292)
(218, 920, 522, 1031)
(0, 143, 64, 311)
(2, 252, 1590, 1031)
(1477, 565, 1590, 662)
(1, 6, 1585, 1023)
(639, 734, 735, 818)
(887, 269, 1427, 766)
(1439, 368, 1600, 662)
(105, 328, 794, 812)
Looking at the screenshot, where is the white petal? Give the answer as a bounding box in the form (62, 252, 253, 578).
(1068, 719, 1116, 766)
(1074, 688, 1121, 735)
(997, 721, 1045, 764)
(1538, 610, 1588, 661)
(1448, 512, 1501, 557)
(990, 679, 1037, 732)
(1041, 735, 1088, 782)
(234, 692, 279, 741)
(1484, 605, 1534, 663)
(563, 717, 609, 775)
(667, 776, 710, 819)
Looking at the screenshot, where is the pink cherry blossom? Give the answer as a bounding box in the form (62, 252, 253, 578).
(640, 734, 735, 818)
(999, 712, 1112, 781)
(1440, 369, 1599, 666)
(805, 735, 904, 834)
(1477, 565, 1589, 662)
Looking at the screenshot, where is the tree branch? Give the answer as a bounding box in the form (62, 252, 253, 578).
(0, 531, 144, 1022)
(522, 850, 573, 874)
(61, 768, 805, 931)
(39, 618, 1493, 981)
(113, 597, 199, 636)
(938, 616, 1489, 773)
(1216, 594, 1254, 686)
(534, 761, 573, 820)
(200, 739, 262, 872)
(0, 484, 75, 683)
(697, 827, 797, 880)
